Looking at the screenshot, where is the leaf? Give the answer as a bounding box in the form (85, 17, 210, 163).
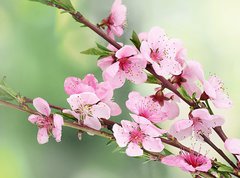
(161, 149, 173, 156)
(146, 74, 160, 84)
(0, 77, 18, 101)
(130, 31, 141, 50)
(217, 165, 233, 173)
(96, 43, 112, 52)
(177, 86, 192, 102)
(52, 0, 75, 13)
(30, 0, 75, 13)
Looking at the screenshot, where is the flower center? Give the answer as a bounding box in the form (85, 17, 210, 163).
(76, 104, 93, 120)
(182, 153, 206, 168)
(130, 129, 144, 144)
(119, 57, 131, 71)
(150, 48, 162, 62)
(36, 117, 52, 129)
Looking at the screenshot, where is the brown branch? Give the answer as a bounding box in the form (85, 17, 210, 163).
(201, 134, 237, 169)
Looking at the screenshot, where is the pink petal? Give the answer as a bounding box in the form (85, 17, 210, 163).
(124, 56, 147, 84)
(104, 100, 122, 116)
(33, 97, 51, 116)
(62, 109, 80, 120)
(103, 69, 126, 89)
(126, 142, 143, 157)
(169, 120, 193, 140)
(91, 102, 111, 119)
(115, 45, 137, 59)
(161, 101, 179, 120)
(203, 80, 217, 99)
(148, 27, 167, 50)
(126, 91, 142, 114)
(191, 108, 211, 120)
(112, 124, 130, 147)
(67, 92, 99, 110)
(208, 115, 224, 128)
(82, 74, 98, 89)
(212, 92, 232, 109)
(196, 159, 212, 172)
(121, 120, 138, 133)
(84, 116, 101, 130)
(95, 81, 113, 101)
(224, 138, 240, 154)
(142, 137, 164, 152)
(159, 59, 182, 76)
(28, 114, 41, 124)
(37, 128, 49, 144)
(97, 56, 114, 71)
(182, 60, 205, 82)
(52, 127, 62, 142)
(140, 41, 152, 62)
(104, 61, 120, 78)
(110, 0, 126, 26)
(162, 155, 184, 167)
(53, 114, 64, 129)
(64, 77, 82, 95)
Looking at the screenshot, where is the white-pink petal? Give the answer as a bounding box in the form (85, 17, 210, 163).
(37, 128, 49, 144)
(126, 142, 143, 157)
(112, 124, 130, 147)
(91, 102, 111, 119)
(28, 114, 41, 124)
(224, 138, 240, 154)
(33, 97, 51, 116)
(84, 116, 102, 130)
(142, 137, 164, 152)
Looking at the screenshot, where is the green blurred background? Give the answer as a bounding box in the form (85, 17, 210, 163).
(1, 0, 240, 178)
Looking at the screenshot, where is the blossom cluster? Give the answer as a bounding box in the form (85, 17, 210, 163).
(24, 0, 240, 176)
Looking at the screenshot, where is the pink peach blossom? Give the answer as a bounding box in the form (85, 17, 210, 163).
(126, 91, 179, 123)
(169, 108, 224, 140)
(63, 92, 111, 130)
(162, 152, 212, 172)
(224, 138, 240, 161)
(101, 0, 126, 38)
(140, 27, 182, 77)
(28, 97, 64, 144)
(102, 45, 147, 88)
(64, 74, 121, 116)
(173, 60, 204, 97)
(113, 114, 166, 157)
(203, 76, 232, 108)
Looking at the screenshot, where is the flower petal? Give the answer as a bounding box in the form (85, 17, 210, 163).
(33, 97, 51, 116)
(224, 138, 240, 154)
(91, 102, 111, 119)
(37, 128, 49, 144)
(28, 114, 41, 124)
(84, 116, 101, 130)
(126, 142, 143, 157)
(112, 124, 129, 147)
(142, 137, 164, 152)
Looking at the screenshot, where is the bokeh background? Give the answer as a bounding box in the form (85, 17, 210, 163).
(1, 0, 240, 178)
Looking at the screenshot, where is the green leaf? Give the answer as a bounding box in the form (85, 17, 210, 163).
(161, 149, 173, 156)
(52, 0, 75, 13)
(30, 0, 50, 5)
(177, 86, 192, 102)
(0, 77, 18, 101)
(81, 48, 110, 56)
(130, 31, 141, 50)
(30, 0, 75, 13)
(146, 74, 160, 84)
(96, 43, 112, 52)
(217, 165, 233, 173)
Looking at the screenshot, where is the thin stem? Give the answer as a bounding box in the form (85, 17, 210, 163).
(201, 134, 237, 169)
(64, 121, 114, 140)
